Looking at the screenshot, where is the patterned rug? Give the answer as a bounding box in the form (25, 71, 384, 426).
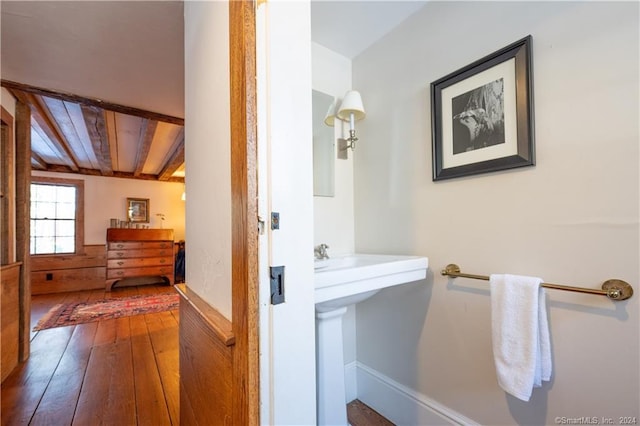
(33, 293, 180, 331)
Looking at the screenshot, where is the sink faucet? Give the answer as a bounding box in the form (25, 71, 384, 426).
(314, 243, 330, 260)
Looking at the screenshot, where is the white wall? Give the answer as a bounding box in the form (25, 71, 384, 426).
(1, 88, 17, 116)
(312, 42, 354, 257)
(184, 1, 232, 317)
(311, 42, 359, 371)
(353, 2, 639, 424)
(32, 171, 184, 244)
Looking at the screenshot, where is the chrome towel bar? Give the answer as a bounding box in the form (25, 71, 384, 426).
(441, 264, 633, 301)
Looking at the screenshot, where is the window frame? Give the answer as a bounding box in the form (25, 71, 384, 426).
(30, 176, 85, 256)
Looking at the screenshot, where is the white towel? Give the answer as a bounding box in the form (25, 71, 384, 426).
(490, 274, 552, 401)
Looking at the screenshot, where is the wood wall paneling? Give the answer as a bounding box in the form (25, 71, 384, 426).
(176, 285, 234, 424)
(1, 262, 22, 382)
(31, 267, 106, 294)
(30, 245, 106, 295)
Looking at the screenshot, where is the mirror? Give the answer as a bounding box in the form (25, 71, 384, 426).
(312, 90, 335, 197)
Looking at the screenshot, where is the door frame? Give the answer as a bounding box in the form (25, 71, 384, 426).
(229, 1, 260, 423)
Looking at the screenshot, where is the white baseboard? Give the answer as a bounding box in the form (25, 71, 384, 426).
(345, 361, 358, 403)
(354, 362, 478, 426)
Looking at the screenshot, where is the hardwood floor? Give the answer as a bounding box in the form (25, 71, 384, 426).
(1, 284, 178, 426)
(347, 399, 395, 426)
(2, 284, 392, 425)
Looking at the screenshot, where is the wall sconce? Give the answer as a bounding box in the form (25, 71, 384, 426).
(324, 90, 366, 158)
(337, 90, 366, 150)
(324, 99, 338, 127)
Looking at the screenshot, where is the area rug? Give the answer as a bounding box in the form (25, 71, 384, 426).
(33, 293, 180, 331)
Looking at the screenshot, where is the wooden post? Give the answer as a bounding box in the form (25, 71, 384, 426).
(15, 101, 31, 361)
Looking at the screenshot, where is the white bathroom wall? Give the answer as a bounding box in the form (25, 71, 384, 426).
(353, 2, 639, 424)
(311, 42, 359, 374)
(32, 170, 185, 243)
(312, 42, 354, 257)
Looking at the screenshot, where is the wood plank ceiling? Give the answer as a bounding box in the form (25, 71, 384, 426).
(2, 80, 184, 183)
(1, 1, 185, 183)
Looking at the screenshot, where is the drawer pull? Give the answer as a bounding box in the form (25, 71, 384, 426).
(159, 251, 166, 255)
(160, 259, 166, 264)
(116, 243, 124, 249)
(116, 271, 124, 276)
(117, 261, 124, 266)
(116, 252, 124, 257)
(160, 243, 168, 248)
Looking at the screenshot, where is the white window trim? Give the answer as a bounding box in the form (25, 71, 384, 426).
(30, 176, 85, 256)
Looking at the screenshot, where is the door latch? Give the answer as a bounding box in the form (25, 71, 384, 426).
(270, 266, 285, 305)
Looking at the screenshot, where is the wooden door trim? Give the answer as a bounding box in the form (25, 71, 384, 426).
(1, 106, 16, 265)
(229, 1, 259, 424)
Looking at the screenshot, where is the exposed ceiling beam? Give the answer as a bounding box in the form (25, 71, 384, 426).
(134, 119, 158, 176)
(31, 152, 48, 169)
(81, 105, 113, 176)
(40, 164, 184, 183)
(10, 89, 80, 171)
(31, 94, 82, 170)
(41, 96, 99, 169)
(1, 80, 184, 125)
(158, 128, 185, 181)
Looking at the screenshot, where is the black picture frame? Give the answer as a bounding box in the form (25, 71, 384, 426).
(431, 36, 535, 181)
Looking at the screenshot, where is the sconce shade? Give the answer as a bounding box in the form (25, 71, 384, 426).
(336, 90, 366, 122)
(324, 99, 337, 127)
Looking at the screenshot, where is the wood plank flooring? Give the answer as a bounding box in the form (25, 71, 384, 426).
(1, 284, 178, 426)
(347, 399, 395, 426)
(2, 284, 392, 425)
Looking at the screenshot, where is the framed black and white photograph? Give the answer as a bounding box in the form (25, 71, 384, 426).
(431, 36, 535, 181)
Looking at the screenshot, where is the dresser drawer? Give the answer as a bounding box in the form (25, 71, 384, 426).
(107, 248, 172, 259)
(107, 256, 173, 269)
(108, 241, 173, 251)
(107, 265, 174, 280)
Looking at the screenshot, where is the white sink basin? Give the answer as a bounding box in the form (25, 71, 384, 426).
(313, 253, 428, 425)
(314, 253, 428, 312)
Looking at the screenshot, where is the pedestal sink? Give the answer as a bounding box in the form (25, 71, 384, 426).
(314, 254, 428, 425)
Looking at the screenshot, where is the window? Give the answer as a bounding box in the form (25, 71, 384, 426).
(30, 177, 84, 255)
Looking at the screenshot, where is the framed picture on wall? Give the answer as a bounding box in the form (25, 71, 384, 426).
(431, 35, 535, 181)
(127, 197, 150, 223)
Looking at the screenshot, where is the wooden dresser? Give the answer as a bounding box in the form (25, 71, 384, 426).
(106, 228, 174, 291)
